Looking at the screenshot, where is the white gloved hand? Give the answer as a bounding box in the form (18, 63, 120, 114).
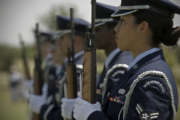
(42, 83, 48, 99)
(73, 98, 101, 120)
(23, 79, 33, 91)
(22, 80, 33, 100)
(61, 98, 76, 119)
(29, 94, 46, 113)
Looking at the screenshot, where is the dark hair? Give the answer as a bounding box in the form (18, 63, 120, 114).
(133, 10, 180, 46)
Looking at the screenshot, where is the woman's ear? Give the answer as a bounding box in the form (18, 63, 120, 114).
(137, 21, 150, 33)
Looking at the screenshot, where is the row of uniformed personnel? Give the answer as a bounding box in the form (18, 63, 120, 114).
(24, 0, 180, 120)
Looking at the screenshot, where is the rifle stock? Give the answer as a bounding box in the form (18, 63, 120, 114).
(82, 0, 96, 103)
(33, 57, 43, 95)
(66, 61, 77, 98)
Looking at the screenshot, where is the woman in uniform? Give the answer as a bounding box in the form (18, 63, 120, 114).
(72, 0, 180, 120)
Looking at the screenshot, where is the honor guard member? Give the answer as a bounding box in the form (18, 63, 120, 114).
(9, 66, 24, 102)
(72, 0, 180, 120)
(29, 30, 69, 118)
(61, 3, 133, 119)
(94, 2, 133, 102)
(39, 31, 56, 96)
(29, 31, 57, 114)
(23, 31, 55, 100)
(39, 15, 90, 120)
(55, 15, 90, 99)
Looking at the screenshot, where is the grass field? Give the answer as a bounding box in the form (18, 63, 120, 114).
(0, 72, 30, 120)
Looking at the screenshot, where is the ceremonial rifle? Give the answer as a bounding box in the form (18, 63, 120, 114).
(19, 34, 31, 80)
(82, 0, 96, 103)
(66, 8, 78, 100)
(33, 23, 44, 120)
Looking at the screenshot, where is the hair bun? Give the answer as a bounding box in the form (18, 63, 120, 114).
(161, 26, 180, 46)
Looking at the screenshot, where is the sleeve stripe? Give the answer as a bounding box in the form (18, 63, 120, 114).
(151, 115, 159, 119)
(150, 113, 159, 116)
(136, 104, 143, 112)
(136, 107, 141, 114)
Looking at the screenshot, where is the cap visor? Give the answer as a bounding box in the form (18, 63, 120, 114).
(111, 5, 150, 17)
(111, 9, 137, 17)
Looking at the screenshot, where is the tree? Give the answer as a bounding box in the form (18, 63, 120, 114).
(38, 4, 79, 30)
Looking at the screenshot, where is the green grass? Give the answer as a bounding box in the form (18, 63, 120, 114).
(0, 73, 29, 120)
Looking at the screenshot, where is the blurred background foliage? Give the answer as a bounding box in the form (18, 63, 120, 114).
(0, 44, 35, 73)
(38, 4, 79, 30)
(0, 44, 19, 72)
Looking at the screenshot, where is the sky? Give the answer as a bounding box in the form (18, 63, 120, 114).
(0, 0, 121, 46)
(0, 0, 180, 46)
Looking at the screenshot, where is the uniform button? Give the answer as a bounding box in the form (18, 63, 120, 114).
(118, 89, 126, 95)
(100, 83, 103, 88)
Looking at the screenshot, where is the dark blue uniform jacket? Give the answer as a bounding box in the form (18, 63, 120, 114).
(97, 48, 133, 102)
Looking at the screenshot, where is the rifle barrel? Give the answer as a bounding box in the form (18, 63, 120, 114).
(66, 8, 78, 99)
(19, 35, 31, 80)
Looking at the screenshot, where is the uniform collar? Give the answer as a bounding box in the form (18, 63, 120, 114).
(45, 53, 53, 64)
(105, 48, 121, 68)
(75, 50, 84, 60)
(56, 65, 62, 75)
(64, 50, 84, 65)
(128, 48, 161, 71)
(46, 53, 53, 58)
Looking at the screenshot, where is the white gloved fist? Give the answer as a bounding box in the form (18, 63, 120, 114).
(73, 98, 101, 120)
(24, 79, 33, 90)
(29, 94, 46, 113)
(61, 98, 76, 119)
(42, 83, 48, 99)
(22, 80, 33, 100)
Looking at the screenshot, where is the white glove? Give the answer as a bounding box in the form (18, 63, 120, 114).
(22, 80, 33, 100)
(42, 83, 48, 99)
(73, 98, 101, 120)
(29, 94, 46, 113)
(23, 79, 33, 91)
(61, 98, 76, 119)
